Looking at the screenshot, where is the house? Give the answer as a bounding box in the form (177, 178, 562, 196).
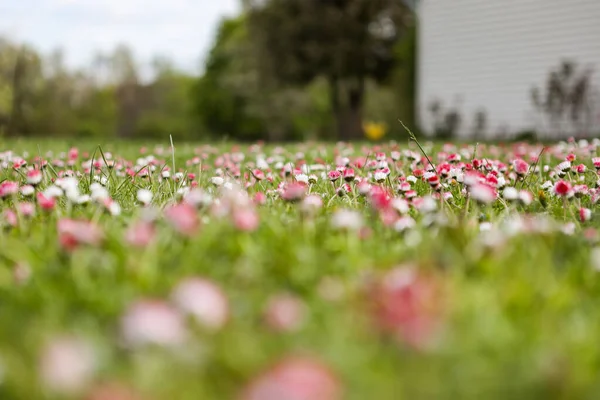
(417, 0, 600, 139)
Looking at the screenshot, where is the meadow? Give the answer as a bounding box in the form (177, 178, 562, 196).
(1, 136, 600, 400)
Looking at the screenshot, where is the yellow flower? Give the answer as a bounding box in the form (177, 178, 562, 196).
(363, 121, 387, 141)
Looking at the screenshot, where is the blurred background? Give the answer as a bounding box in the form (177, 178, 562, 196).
(0, 0, 598, 142)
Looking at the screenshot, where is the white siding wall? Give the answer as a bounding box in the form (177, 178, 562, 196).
(417, 0, 600, 138)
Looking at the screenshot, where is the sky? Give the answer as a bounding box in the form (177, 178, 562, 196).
(0, 0, 241, 74)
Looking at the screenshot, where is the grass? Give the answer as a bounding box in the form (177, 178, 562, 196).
(0, 137, 599, 399)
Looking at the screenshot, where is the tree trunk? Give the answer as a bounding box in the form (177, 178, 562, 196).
(7, 49, 26, 136)
(336, 106, 363, 142)
(329, 77, 365, 142)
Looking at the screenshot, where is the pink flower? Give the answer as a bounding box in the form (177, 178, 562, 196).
(357, 181, 371, 196)
(242, 357, 341, 400)
(301, 195, 323, 216)
(171, 278, 229, 330)
(233, 208, 260, 231)
(336, 183, 351, 196)
(20, 184, 35, 196)
(580, 207, 592, 222)
(574, 185, 589, 198)
(121, 300, 187, 347)
(368, 186, 391, 211)
(164, 203, 199, 236)
(426, 173, 440, 189)
(26, 169, 43, 185)
(3, 209, 18, 227)
(373, 168, 390, 183)
(370, 267, 443, 349)
(254, 192, 267, 205)
(447, 153, 461, 163)
(469, 183, 497, 204)
(0, 180, 19, 198)
(264, 294, 306, 333)
(39, 336, 96, 395)
(575, 164, 587, 174)
(553, 180, 573, 197)
(18, 202, 36, 217)
(68, 147, 79, 160)
(342, 168, 355, 182)
(327, 170, 341, 182)
(251, 169, 266, 181)
(398, 182, 412, 193)
(125, 221, 156, 248)
(57, 219, 103, 251)
(37, 192, 56, 211)
(281, 183, 306, 202)
(592, 157, 600, 170)
(512, 159, 529, 176)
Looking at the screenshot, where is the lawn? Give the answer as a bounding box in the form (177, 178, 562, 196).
(1, 137, 600, 399)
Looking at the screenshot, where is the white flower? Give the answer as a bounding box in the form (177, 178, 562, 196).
(331, 209, 363, 231)
(406, 175, 418, 184)
(176, 187, 190, 197)
(518, 190, 533, 206)
(21, 185, 35, 196)
(391, 198, 410, 214)
(107, 201, 121, 216)
(26, 171, 43, 185)
(90, 185, 109, 202)
(136, 189, 153, 205)
(184, 189, 213, 208)
(65, 187, 81, 203)
(394, 216, 416, 232)
(75, 195, 90, 205)
(503, 187, 518, 201)
(496, 176, 506, 188)
(257, 157, 269, 170)
(561, 223, 576, 236)
(161, 170, 171, 179)
(43, 186, 63, 199)
(479, 222, 493, 231)
(210, 177, 224, 186)
(415, 196, 437, 213)
(295, 174, 309, 185)
(541, 180, 553, 190)
(374, 170, 387, 182)
(556, 161, 571, 172)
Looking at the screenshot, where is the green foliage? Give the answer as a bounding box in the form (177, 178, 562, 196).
(0, 139, 600, 399)
(247, 0, 414, 140)
(191, 17, 266, 141)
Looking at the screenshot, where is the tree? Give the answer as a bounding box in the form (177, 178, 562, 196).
(109, 45, 141, 138)
(192, 17, 266, 141)
(0, 43, 44, 136)
(247, 0, 412, 141)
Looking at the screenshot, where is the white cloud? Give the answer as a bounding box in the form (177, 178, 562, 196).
(0, 0, 241, 74)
